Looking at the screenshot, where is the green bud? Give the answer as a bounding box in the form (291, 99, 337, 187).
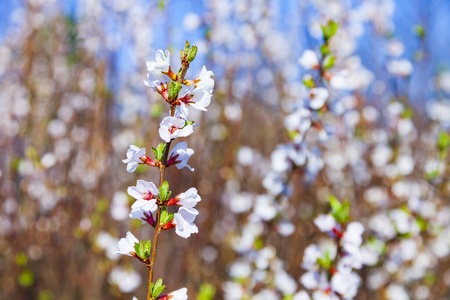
(401, 107, 413, 119)
(160, 209, 174, 225)
(187, 45, 198, 62)
(134, 241, 150, 259)
(168, 81, 182, 101)
(159, 181, 171, 202)
(414, 25, 426, 39)
(152, 143, 166, 162)
(197, 283, 216, 300)
(320, 44, 330, 56)
(287, 130, 298, 140)
(151, 278, 166, 299)
(329, 196, 350, 223)
(426, 169, 439, 181)
(184, 40, 191, 55)
(437, 131, 450, 150)
(323, 54, 335, 70)
(317, 250, 333, 270)
(303, 74, 315, 88)
(321, 20, 339, 42)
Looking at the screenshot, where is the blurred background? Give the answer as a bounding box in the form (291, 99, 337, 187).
(0, 0, 449, 299)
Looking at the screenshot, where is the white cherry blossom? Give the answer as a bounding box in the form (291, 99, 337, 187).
(114, 231, 139, 257)
(173, 207, 199, 239)
(168, 142, 194, 171)
(122, 145, 146, 173)
(158, 116, 194, 142)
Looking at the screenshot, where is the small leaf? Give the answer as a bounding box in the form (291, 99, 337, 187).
(401, 107, 413, 119)
(437, 131, 450, 150)
(414, 25, 426, 39)
(317, 250, 332, 270)
(188, 45, 198, 62)
(134, 242, 142, 258)
(329, 196, 341, 213)
(18, 270, 34, 287)
(168, 81, 182, 100)
(323, 55, 335, 70)
(303, 74, 315, 88)
(159, 181, 171, 202)
(145, 240, 152, 255)
(320, 44, 330, 56)
(197, 283, 216, 300)
(426, 170, 439, 181)
(160, 208, 174, 225)
(321, 20, 339, 42)
(152, 278, 165, 298)
(153, 143, 167, 161)
(287, 130, 298, 140)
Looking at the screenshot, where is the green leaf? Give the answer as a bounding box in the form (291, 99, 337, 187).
(157, 0, 165, 10)
(151, 103, 164, 118)
(401, 107, 413, 119)
(188, 45, 198, 62)
(159, 181, 171, 202)
(437, 131, 450, 150)
(197, 283, 216, 300)
(414, 25, 426, 39)
(329, 196, 350, 223)
(287, 130, 298, 140)
(145, 240, 152, 255)
(18, 270, 34, 287)
(323, 55, 335, 70)
(134, 242, 143, 258)
(320, 44, 330, 56)
(426, 170, 439, 181)
(184, 41, 191, 55)
(321, 20, 339, 42)
(160, 208, 174, 225)
(153, 143, 167, 162)
(303, 74, 315, 88)
(416, 217, 428, 232)
(317, 250, 332, 270)
(152, 278, 166, 298)
(16, 253, 28, 266)
(168, 81, 182, 100)
(38, 290, 53, 300)
(329, 196, 341, 213)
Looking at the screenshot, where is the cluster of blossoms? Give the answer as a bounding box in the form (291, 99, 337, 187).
(223, 21, 345, 299)
(222, 1, 450, 297)
(298, 198, 369, 300)
(115, 42, 213, 299)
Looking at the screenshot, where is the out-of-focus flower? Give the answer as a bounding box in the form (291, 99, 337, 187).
(314, 214, 337, 233)
(342, 222, 364, 254)
(331, 271, 360, 299)
(387, 59, 413, 77)
(109, 266, 142, 293)
(299, 50, 320, 70)
(309, 88, 329, 110)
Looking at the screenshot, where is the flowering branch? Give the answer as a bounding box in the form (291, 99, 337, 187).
(117, 41, 213, 300)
